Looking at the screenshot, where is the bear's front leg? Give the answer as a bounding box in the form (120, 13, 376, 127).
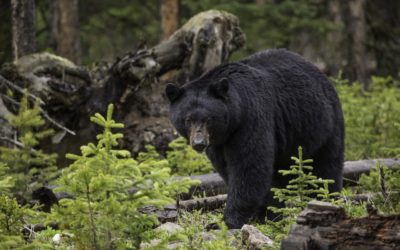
(223, 152, 273, 229)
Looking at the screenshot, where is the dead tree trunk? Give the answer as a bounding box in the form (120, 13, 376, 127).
(282, 201, 400, 249)
(0, 10, 245, 165)
(11, 0, 36, 60)
(52, 0, 81, 64)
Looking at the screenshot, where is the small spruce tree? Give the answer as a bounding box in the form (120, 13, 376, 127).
(0, 163, 13, 194)
(264, 146, 339, 245)
(50, 104, 198, 249)
(0, 91, 57, 201)
(270, 146, 337, 209)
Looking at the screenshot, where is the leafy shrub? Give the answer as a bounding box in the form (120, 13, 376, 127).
(335, 75, 400, 160)
(50, 104, 198, 249)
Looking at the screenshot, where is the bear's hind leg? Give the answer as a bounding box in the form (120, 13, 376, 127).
(311, 137, 344, 193)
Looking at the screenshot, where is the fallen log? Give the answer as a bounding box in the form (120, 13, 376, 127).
(114, 10, 245, 84)
(0, 10, 246, 166)
(178, 194, 227, 212)
(31, 158, 400, 212)
(186, 158, 400, 198)
(282, 200, 400, 249)
(342, 158, 400, 183)
(181, 172, 228, 199)
(139, 194, 228, 223)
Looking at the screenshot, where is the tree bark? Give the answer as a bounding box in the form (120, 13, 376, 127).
(11, 0, 36, 60)
(0, 10, 245, 166)
(325, 0, 344, 76)
(185, 158, 400, 198)
(348, 0, 368, 88)
(160, 0, 178, 41)
(52, 0, 81, 64)
(282, 201, 400, 249)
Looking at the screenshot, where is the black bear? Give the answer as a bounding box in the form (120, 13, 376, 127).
(165, 49, 344, 229)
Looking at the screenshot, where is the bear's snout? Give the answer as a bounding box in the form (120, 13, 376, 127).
(192, 135, 208, 152)
(189, 123, 209, 152)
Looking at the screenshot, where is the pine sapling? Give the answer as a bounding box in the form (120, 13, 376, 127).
(0, 91, 57, 202)
(51, 104, 198, 249)
(266, 146, 338, 245)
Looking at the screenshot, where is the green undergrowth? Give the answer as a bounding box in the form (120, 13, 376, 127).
(335, 74, 400, 160)
(257, 147, 340, 248)
(47, 104, 198, 249)
(1, 72, 400, 249)
(138, 136, 213, 177)
(0, 92, 58, 203)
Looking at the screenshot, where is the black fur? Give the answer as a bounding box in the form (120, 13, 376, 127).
(166, 49, 344, 229)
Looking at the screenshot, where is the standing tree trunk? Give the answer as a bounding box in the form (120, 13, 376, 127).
(160, 0, 178, 41)
(348, 0, 368, 88)
(52, 0, 81, 64)
(11, 0, 36, 60)
(325, 0, 344, 76)
(1, 10, 245, 166)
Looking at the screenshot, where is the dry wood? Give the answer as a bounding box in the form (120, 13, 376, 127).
(342, 158, 400, 183)
(114, 10, 245, 83)
(0, 74, 44, 105)
(178, 194, 227, 212)
(0, 10, 246, 165)
(186, 158, 400, 198)
(30, 158, 400, 215)
(283, 200, 400, 249)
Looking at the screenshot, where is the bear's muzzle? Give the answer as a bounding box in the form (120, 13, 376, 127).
(189, 122, 209, 152)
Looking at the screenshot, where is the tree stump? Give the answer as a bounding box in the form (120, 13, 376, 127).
(0, 10, 245, 165)
(282, 200, 400, 250)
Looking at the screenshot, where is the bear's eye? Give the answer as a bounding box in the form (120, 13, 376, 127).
(184, 117, 191, 125)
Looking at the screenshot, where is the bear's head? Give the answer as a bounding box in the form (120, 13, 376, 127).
(165, 78, 232, 152)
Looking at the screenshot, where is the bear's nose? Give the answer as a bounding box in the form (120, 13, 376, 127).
(192, 137, 207, 152)
(192, 141, 207, 152)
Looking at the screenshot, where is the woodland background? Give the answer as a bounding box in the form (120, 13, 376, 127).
(1, 0, 400, 165)
(1, 0, 400, 249)
(1, 0, 399, 85)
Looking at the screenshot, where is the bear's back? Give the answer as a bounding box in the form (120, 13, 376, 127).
(238, 49, 343, 159)
(238, 49, 337, 101)
(239, 49, 322, 80)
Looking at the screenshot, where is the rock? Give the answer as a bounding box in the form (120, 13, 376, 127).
(296, 200, 346, 227)
(156, 222, 183, 234)
(200, 231, 217, 241)
(241, 224, 274, 249)
(140, 238, 183, 249)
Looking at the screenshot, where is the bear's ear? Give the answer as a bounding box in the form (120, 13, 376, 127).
(165, 83, 183, 102)
(209, 78, 229, 99)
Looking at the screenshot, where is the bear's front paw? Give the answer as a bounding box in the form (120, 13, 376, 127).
(224, 216, 246, 229)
